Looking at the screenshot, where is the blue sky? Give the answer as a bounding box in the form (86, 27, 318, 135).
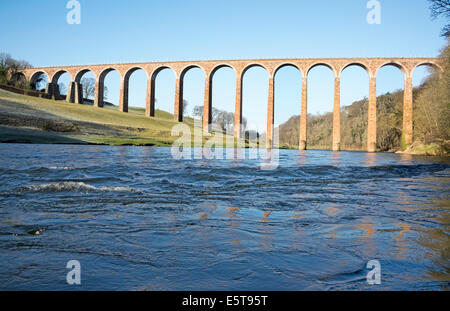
(1, 0, 447, 130)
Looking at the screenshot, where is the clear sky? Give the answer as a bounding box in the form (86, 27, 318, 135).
(1, 0, 447, 130)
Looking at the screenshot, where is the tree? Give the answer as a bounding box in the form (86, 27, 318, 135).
(193, 105, 203, 119)
(216, 111, 234, 132)
(242, 117, 248, 131)
(413, 42, 450, 149)
(429, 0, 450, 37)
(183, 99, 189, 116)
(0, 52, 32, 87)
(81, 77, 108, 101)
(81, 77, 95, 99)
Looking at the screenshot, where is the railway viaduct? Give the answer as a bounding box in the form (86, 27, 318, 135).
(21, 57, 442, 152)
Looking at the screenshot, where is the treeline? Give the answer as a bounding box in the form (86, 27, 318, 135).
(276, 43, 449, 153)
(0, 53, 32, 89)
(413, 43, 450, 150)
(276, 89, 405, 151)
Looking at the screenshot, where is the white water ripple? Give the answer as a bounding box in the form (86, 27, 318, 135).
(18, 182, 139, 193)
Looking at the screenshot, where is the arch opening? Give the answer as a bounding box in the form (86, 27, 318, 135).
(339, 65, 369, 150)
(412, 63, 438, 87)
(340, 63, 368, 75)
(242, 65, 269, 145)
(151, 67, 176, 117)
(411, 63, 443, 146)
(306, 65, 335, 149)
(273, 64, 302, 149)
(375, 65, 405, 151)
(377, 62, 407, 77)
(307, 63, 335, 76)
(9, 72, 27, 89)
(125, 68, 148, 114)
(180, 66, 205, 122)
(30, 71, 49, 91)
(209, 65, 236, 133)
(74, 70, 96, 105)
(100, 68, 121, 110)
(52, 71, 72, 99)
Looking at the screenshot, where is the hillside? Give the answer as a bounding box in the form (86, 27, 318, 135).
(275, 89, 406, 151)
(0, 89, 199, 146)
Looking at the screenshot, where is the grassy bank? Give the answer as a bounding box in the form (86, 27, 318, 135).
(0, 89, 198, 146)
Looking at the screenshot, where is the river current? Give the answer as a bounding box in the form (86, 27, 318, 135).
(0, 144, 448, 290)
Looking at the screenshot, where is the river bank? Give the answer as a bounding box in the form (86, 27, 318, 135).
(0, 89, 194, 146)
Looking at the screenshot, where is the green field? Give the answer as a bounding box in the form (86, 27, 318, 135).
(0, 89, 204, 146)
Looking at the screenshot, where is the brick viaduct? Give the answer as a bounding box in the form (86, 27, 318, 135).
(21, 57, 442, 152)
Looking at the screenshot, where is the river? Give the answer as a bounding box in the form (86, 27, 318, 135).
(0, 144, 448, 290)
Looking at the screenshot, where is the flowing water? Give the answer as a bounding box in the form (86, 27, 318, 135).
(0, 144, 449, 290)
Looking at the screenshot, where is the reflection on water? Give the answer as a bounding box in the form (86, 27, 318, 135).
(0, 144, 448, 290)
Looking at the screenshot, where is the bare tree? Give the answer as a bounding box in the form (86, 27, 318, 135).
(81, 77, 108, 101)
(216, 111, 235, 132)
(81, 77, 95, 99)
(429, 0, 450, 37)
(0, 53, 32, 87)
(0, 53, 11, 68)
(429, 0, 450, 17)
(193, 105, 203, 119)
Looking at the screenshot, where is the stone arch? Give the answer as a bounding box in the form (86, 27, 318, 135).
(272, 64, 303, 147)
(51, 70, 72, 85)
(375, 62, 406, 150)
(9, 71, 27, 88)
(180, 64, 206, 80)
(178, 65, 206, 121)
(124, 66, 148, 81)
(73, 69, 97, 105)
(274, 63, 303, 78)
(210, 63, 237, 78)
(412, 61, 443, 76)
(121, 67, 148, 112)
(50, 70, 72, 99)
(98, 67, 122, 83)
(241, 63, 270, 135)
(97, 67, 122, 109)
(305, 62, 337, 149)
(74, 68, 96, 83)
(340, 62, 369, 77)
(150, 65, 176, 81)
(148, 66, 177, 117)
(306, 62, 337, 77)
(30, 70, 49, 90)
(339, 64, 371, 149)
(204, 64, 237, 131)
(242, 63, 269, 77)
(376, 61, 408, 78)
